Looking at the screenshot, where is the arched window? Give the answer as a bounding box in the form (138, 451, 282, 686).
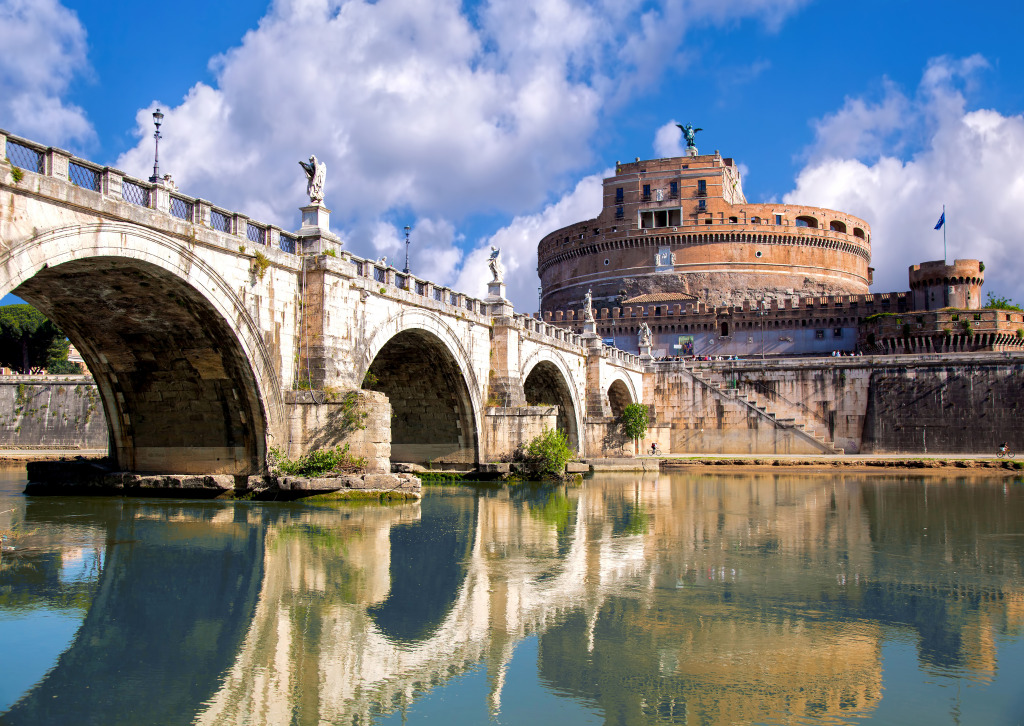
(830, 220, 847, 233)
(853, 227, 865, 239)
(795, 216, 818, 228)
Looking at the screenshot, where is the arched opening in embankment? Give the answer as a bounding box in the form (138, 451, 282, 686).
(13, 256, 270, 475)
(523, 360, 580, 452)
(607, 379, 634, 419)
(363, 329, 479, 465)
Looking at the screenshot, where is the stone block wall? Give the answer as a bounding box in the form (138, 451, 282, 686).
(484, 406, 558, 462)
(283, 389, 391, 473)
(0, 377, 108, 450)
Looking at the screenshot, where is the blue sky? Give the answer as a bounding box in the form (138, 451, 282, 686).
(4, 0, 1024, 310)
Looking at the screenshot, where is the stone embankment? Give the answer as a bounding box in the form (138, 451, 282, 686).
(23, 460, 421, 500)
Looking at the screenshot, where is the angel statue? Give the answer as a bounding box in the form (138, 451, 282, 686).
(583, 289, 595, 322)
(675, 123, 702, 149)
(638, 322, 653, 348)
(299, 155, 326, 204)
(488, 246, 505, 283)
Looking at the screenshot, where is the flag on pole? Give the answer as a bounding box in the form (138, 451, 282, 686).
(934, 211, 945, 230)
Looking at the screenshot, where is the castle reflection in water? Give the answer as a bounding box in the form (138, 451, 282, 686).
(2, 472, 1023, 725)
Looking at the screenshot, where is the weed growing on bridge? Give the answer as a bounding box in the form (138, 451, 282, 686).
(269, 443, 366, 477)
(10, 166, 23, 184)
(251, 250, 272, 280)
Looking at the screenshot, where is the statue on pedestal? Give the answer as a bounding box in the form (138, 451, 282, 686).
(299, 155, 326, 204)
(638, 322, 652, 348)
(488, 246, 505, 283)
(584, 289, 595, 322)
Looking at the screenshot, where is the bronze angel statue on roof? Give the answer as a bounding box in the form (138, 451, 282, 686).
(676, 123, 702, 149)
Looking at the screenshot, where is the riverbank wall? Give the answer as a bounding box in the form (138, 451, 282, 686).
(0, 376, 108, 450)
(648, 352, 1024, 455)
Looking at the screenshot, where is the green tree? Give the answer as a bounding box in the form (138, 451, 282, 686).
(985, 292, 1023, 311)
(620, 403, 649, 453)
(0, 305, 68, 374)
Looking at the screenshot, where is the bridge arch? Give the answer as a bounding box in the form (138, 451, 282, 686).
(359, 310, 482, 465)
(607, 375, 638, 418)
(521, 350, 585, 455)
(0, 222, 285, 475)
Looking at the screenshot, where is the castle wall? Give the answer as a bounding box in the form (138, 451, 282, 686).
(647, 353, 1024, 455)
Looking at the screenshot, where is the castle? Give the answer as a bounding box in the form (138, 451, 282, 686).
(537, 147, 1022, 357)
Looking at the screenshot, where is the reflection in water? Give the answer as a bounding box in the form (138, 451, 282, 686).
(1, 472, 1023, 725)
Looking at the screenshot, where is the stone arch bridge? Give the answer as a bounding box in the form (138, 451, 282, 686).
(0, 130, 644, 476)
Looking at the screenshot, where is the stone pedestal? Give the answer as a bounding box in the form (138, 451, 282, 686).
(296, 203, 341, 255)
(686, 146, 698, 157)
(583, 319, 597, 336)
(639, 344, 653, 361)
(486, 280, 513, 316)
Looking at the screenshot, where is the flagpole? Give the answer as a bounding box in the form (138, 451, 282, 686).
(943, 204, 947, 263)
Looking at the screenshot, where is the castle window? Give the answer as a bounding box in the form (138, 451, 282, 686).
(751, 216, 761, 224)
(815, 329, 825, 339)
(670, 181, 678, 198)
(697, 179, 707, 197)
(642, 184, 651, 201)
(830, 220, 847, 233)
(698, 199, 706, 211)
(615, 206, 624, 220)
(833, 328, 842, 337)
(796, 216, 818, 228)
(853, 227, 865, 239)
(775, 214, 783, 225)
(615, 187, 624, 203)
(729, 216, 738, 224)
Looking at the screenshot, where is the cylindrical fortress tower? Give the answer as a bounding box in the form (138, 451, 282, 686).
(538, 152, 872, 313)
(909, 259, 984, 311)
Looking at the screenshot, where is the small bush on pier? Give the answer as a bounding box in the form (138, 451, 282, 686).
(508, 427, 575, 479)
(269, 444, 366, 477)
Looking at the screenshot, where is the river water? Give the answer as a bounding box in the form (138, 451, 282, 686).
(1, 467, 1023, 725)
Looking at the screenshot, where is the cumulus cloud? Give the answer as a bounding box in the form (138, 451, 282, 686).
(653, 121, 685, 158)
(111, 0, 810, 310)
(453, 171, 607, 310)
(786, 55, 1024, 304)
(0, 0, 93, 147)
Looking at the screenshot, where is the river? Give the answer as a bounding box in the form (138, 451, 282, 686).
(1, 466, 1023, 725)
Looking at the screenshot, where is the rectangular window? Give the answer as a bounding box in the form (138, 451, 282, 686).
(615, 187, 623, 203)
(833, 328, 842, 337)
(697, 179, 707, 196)
(698, 199, 706, 211)
(615, 205, 624, 219)
(775, 214, 783, 225)
(815, 329, 825, 339)
(642, 184, 651, 201)
(669, 181, 678, 198)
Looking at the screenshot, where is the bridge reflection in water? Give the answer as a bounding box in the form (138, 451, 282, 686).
(2, 474, 1024, 725)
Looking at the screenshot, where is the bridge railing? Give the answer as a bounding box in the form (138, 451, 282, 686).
(601, 344, 640, 366)
(347, 253, 490, 316)
(1, 129, 302, 257)
(515, 313, 586, 349)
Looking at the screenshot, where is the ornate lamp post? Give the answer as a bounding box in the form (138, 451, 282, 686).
(403, 226, 411, 274)
(149, 108, 164, 183)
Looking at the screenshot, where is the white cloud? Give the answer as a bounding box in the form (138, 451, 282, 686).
(453, 171, 608, 311)
(786, 56, 1024, 305)
(653, 121, 684, 158)
(0, 0, 93, 147)
(110, 0, 813, 307)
